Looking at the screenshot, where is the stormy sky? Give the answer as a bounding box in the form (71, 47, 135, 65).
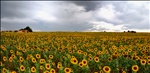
(1, 1, 150, 32)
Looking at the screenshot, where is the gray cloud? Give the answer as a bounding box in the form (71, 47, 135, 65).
(71, 1, 101, 11)
(1, 1, 150, 32)
(1, 1, 36, 18)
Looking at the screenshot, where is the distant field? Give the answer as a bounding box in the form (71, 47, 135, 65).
(1, 32, 150, 73)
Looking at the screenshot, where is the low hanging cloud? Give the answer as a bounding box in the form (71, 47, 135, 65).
(1, 1, 150, 32)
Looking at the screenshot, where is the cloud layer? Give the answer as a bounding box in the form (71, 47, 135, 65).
(1, 1, 150, 32)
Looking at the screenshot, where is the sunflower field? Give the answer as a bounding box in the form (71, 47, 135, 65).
(0, 32, 150, 73)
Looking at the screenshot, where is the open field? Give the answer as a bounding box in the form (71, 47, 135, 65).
(1, 32, 150, 73)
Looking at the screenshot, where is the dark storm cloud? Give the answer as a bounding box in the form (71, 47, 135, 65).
(71, 1, 101, 11)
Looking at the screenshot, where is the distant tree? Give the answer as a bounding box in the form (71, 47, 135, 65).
(24, 26, 33, 32)
(19, 28, 24, 31)
(131, 31, 136, 33)
(128, 30, 130, 32)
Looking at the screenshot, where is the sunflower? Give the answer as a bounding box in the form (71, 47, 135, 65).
(134, 56, 140, 60)
(147, 56, 150, 60)
(122, 71, 126, 73)
(19, 56, 24, 62)
(68, 50, 72, 53)
(128, 49, 132, 52)
(103, 66, 111, 73)
(50, 68, 56, 73)
(31, 66, 36, 73)
(84, 52, 87, 56)
(82, 59, 88, 66)
(2, 68, 7, 73)
(26, 55, 31, 60)
(10, 50, 14, 54)
(132, 65, 139, 72)
(9, 57, 13, 62)
(11, 54, 16, 58)
(71, 56, 75, 59)
(40, 59, 45, 64)
(3, 56, 7, 61)
(94, 48, 98, 51)
(22, 49, 26, 53)
(147, 60, 150, 65)
(40, 65, 44, 70)
(94, 57, 99, 62)
(70, 58, 78, 64)
(64, 67, 72, 73)
(45, 63, 51, 70)
(79, 62, 83, 68)
(0, 61, 3, 66)
(88, 54, 92, 57)
(16, 51, 20, 56)
(77, 50, 82, 54)
(11, 71, 17, 73)
(140, 59, 146, 65)
(49, 55, 54, 59)
(88, 57, 93, 61)
(20, 65, 25, 71)
(57, 63, 62, 69)
(36, 54, 41, 59)
(97, 51, 102, 55)
(99, 70, 104, 73)
(32, 58, 37, 63)
(108, 57, 112, 62)
(44, 71, 49, 73)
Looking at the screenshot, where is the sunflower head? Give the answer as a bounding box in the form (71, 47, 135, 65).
(103, 66, 111, 73)
(9, 57, 13, 62)
(36, 54, 41, 59)
(50, 68, 56, 73)
(57, 63, 62, 69)
(140, 59, 146, 65)
(49, 55, 54, 59)
(132, 65, 139, 72)
(40, 59, 45, 64)
(11, 54, 16, 58)
(79, 62, 83, 68)
(11, 71, 17, 73)
(45, 63, 51, 70)
(19, 56, 24, 62)
(32, 58, 37, 63)
(31, 66, 36, 73)
(94, 57, 99, 62)
(64, 67, 72, 73)
(147, 56, 150, 60)
(70, 58, 78, 64)
(3, 56, 7, 61)
(20, 65, 25, 71)
(82, 59, 88, 66)
(122, 71, 126, 73)
(10, 50, 14, 53)
(0, 61, 3, 66)
(44, 70, 49, 73)
(2, 68, 7, 73)
(88, 57, 93, 61)
(147, 60, 150, 65)
(40, 65, 43, 70)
